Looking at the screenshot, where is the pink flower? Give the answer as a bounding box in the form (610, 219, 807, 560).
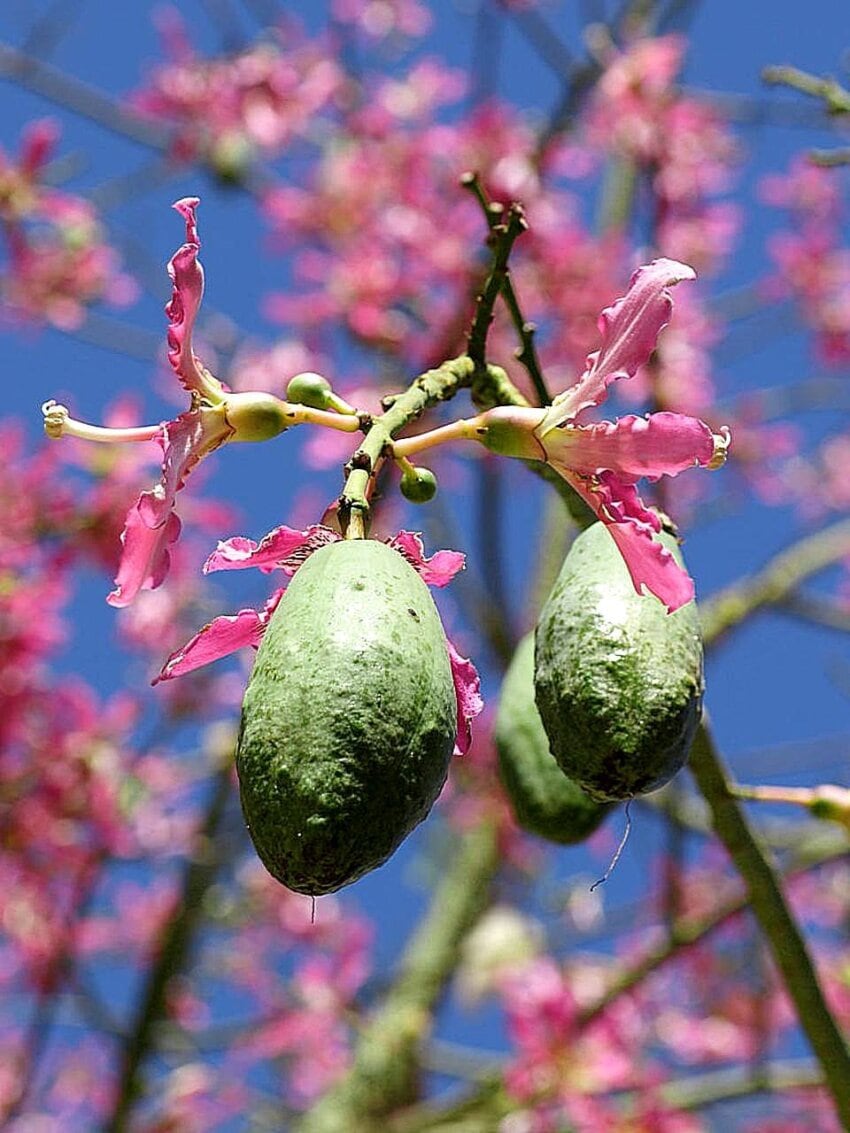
(130, 13, 342, 171)
(478, 260, 729, 611)
(42, 197, 296, 607)
(155, 525, 482, 755)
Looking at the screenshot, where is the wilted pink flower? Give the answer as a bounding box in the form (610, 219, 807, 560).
(155, 525, 482, 755)
(476, 260, 729, 611)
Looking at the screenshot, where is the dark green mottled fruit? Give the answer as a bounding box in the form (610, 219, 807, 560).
(496, 633, 611, 843)
(534, 522, 704, 802)
(236, 539, 456, 895)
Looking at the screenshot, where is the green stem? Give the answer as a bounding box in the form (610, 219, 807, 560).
(596, 155, 638, 233)
(388, 838, 849, 1132)
(298, 822, 500, 1133)
(661, 1057, 825, 1112)
(338, 356, 475, 536)
(688, 723, 850, 1130)
(762, 64, 850, 114)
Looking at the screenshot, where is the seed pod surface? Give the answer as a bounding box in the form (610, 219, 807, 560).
(496, 633, 610, 843)
(534, 523, 704, 802)
(237, 539, 456, 894)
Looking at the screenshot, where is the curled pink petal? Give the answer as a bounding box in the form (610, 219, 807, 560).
(543, 412, 717, 483)
(108, 505, 181, 608)
(387, 530, 465, 587)
(107, 407, 233, 607)
(545, 258, 696, 428)
(166, 197, 223, 402)
(605, 520, 695, 612)
(154, 589, 283, 683)
(563, 471, 693, 612)
(204, 524, 340, 575)
(446, 638, 483, 756)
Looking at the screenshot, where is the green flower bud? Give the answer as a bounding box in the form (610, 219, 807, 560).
(286, 372, 335, 410)
(400, 465, 438, 503)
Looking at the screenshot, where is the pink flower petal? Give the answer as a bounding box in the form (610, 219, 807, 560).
(545, 259, 696, 428)
(562, 472, 694, 612)
(108, 504, 181, 608)
(204, 524, 340, 575)
(542, 412, 716, 483)
(154, 589, 284, 683)
(387, 531, 466, 587)
(107, 407, 233, 607)
(166, 197, 223, 403)
(446, 638, 483, 756)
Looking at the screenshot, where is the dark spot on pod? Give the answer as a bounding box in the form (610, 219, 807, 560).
(408, 608, 420, 622)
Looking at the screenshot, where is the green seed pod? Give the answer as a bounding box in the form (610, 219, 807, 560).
(236, 540, 457, 894)
(400, 465, 438, 503)
(534, 522, 704, 802)
(496, 633, 611, 844)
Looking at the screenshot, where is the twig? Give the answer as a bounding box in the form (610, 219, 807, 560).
(465, 201, 527, 368)
(0, 40, 172, 149)
(337, 355, 475, 536)
(579, 837, 849, 1027)
(762, 64, 850, 115)
(661, 1056, 825, 1111)
(461, 172, 551, 405)
(688, 722, 850, 1129)
(779, 591, 850, 635)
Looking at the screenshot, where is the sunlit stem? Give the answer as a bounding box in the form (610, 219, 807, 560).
(392, 416, 485, 459)
(326, 391, 359, 415)
(395, 454, 417, 477)
(283, 404, 362, 432)
(344, 509, 367, 540)
(41, 400, 160, 443)
(731, 784, 815, 806)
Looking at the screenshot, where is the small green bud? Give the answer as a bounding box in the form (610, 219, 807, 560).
(400, 466, 438, 503)
(286, 372, 335, 410)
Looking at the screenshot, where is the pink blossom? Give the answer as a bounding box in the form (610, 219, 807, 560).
(156, 525, 481, 753)
(43, 197, 294, 607)
(0, 122, 136, 327)
(583, 36, 738, 274)
(480, 260, 729, 611)
(761, 160, 850, 365)
(131, 14, 342, 171)
(331, 0, 432, 40)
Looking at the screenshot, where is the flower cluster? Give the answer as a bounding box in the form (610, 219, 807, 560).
(584, 35, 739, 273)
(130, 10, 343, 176)
(762, 157, 850, 365)
(0, 121, 135, 328)
(397, 258, 730, 611)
